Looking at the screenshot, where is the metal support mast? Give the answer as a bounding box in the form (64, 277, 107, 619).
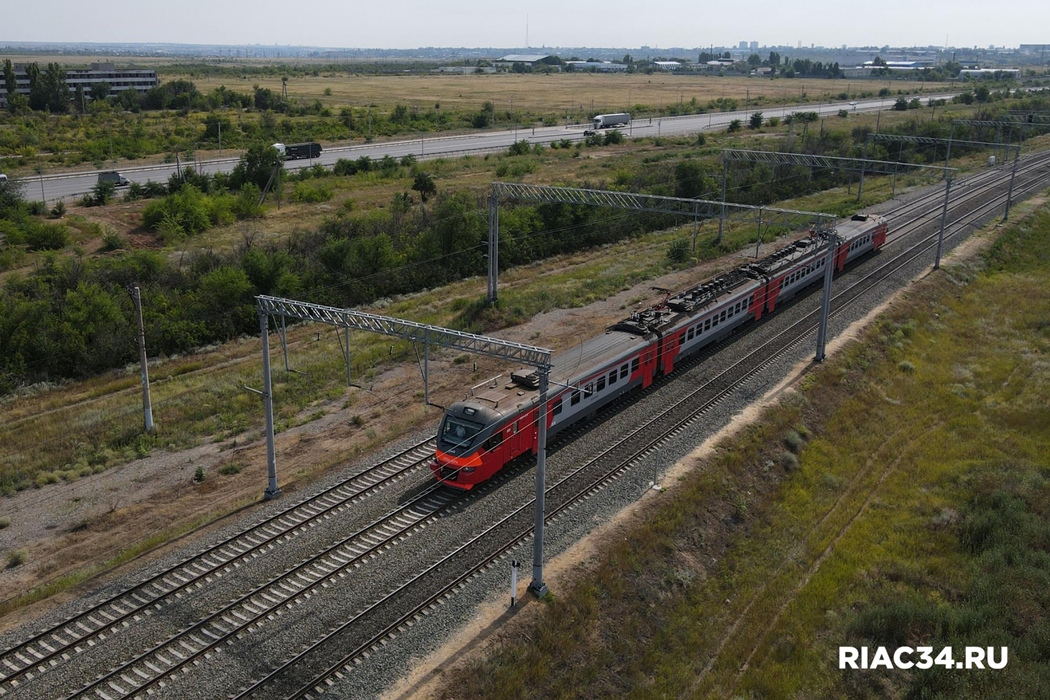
(529, 368, 551, 598)
(132, 286, 154, 433)
(259, 309, 281, 500)
(814, 233, 838, 362)
(934, 178, 953, 270)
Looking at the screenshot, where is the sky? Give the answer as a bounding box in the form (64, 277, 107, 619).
(2, 0, 1046, 50)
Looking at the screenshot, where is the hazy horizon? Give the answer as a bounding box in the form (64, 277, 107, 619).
(2, 0, 1046, 53)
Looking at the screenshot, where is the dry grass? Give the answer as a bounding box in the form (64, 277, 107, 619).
(165, 71, 953, 117)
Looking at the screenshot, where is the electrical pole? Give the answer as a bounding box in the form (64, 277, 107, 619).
(529, 368, 550, 599)
(815, 233, 837, 362)
(1003, 146, 1019, 221)
(35, 166, 45, 205)
(260, 309, 281, 500)
(132, 286, 154, 433)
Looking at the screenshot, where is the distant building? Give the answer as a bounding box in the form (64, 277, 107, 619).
(738, 41, 748, 50)
(958, 68, 1021, 78)
(652, 61, 681, 71)
(564, 61, 627, 72)
(0, 62, 158, 107)
(749, 41, 759, 52)
(496, 54, 551, 66)
(1018, 44, 1050, 56)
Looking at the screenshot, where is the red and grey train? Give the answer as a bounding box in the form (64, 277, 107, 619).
(430, 214, 887, 490)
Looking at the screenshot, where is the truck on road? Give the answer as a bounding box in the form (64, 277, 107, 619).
(591, 113, 630, 130)
(97, 171, 130, 187)
(272, 142, 322, 160)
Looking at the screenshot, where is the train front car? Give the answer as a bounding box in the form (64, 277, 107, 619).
(432, 401, 499, 489)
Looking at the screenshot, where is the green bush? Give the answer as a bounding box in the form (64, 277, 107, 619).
(88, 181, 116, 206)
(727, 119, 742, 133)
(603, 130, 625, 145)
(0, 219, 25, 245)
(142, 186, 247, 236)
(232, 184, 264, 219)
(666, 238, 690, 264)
(6, 549, 28, 568)
(100, 230, 126, 251)
(508, 140, 532, 156)
(293, 181, 333, 203)
(333, 158, 358, 176)
(25, 222, 69, 250)
(143, 186, 211, 235)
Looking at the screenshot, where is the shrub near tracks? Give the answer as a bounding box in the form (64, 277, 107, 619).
(435, 203, 1050, 699)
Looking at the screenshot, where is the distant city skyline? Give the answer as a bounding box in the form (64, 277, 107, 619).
(2, 0, 1045, 53)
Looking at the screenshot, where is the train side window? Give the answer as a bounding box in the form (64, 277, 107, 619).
(609, 370, 617, 385)
(620, 364, 629, 379)
(687, 327, 694, 340)
(596, 376, 606, 392)
(720, 310, 727, 322)
(552, 398, 563, 416)
(679, 334, 685, 347)
(484, 432, 503, 451)
(514, 420, 520, 433)
(571, 389, 581, 406)
(631, 358, 640, 373)
(704, 319, 711, 331)
(584, 382, 594, 398)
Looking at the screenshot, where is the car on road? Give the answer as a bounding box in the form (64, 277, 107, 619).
(583, 129, 597, 136)
(98, 171, 130, 187)
(0, 174, 7, 185)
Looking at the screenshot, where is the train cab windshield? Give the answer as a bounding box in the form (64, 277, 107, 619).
(440, 416, 485, 450)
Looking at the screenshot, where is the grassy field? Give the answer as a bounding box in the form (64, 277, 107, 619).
(432, 196, 1050, 699)
(161, 71, 952, 119)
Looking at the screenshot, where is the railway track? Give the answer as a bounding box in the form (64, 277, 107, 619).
(7, 149, 1048, 700)
(0, 438, 436, 695)
(227, 152, 1050, 699)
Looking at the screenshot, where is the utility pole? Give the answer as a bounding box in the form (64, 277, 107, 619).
(35, 165, 45, 205)
(260, 309, 281, 500)
(132, 286, 154, 432)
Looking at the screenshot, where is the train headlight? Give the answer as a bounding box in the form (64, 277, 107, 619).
(461, 467, 476, 474)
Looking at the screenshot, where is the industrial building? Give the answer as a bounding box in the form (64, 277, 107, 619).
(0, 62, 158, 107)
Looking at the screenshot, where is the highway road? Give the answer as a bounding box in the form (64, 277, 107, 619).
(13, 94, 956, 202)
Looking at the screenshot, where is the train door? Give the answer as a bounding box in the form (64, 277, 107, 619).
(835, 240, 850, 271)
(765, 277, 784, 313)
(521, 409, 540, 455)
(660, 330, 684, 375)
(750, 286, 768, 320)
(873, 222, 888, 250)
(639, 346, 659, 388)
